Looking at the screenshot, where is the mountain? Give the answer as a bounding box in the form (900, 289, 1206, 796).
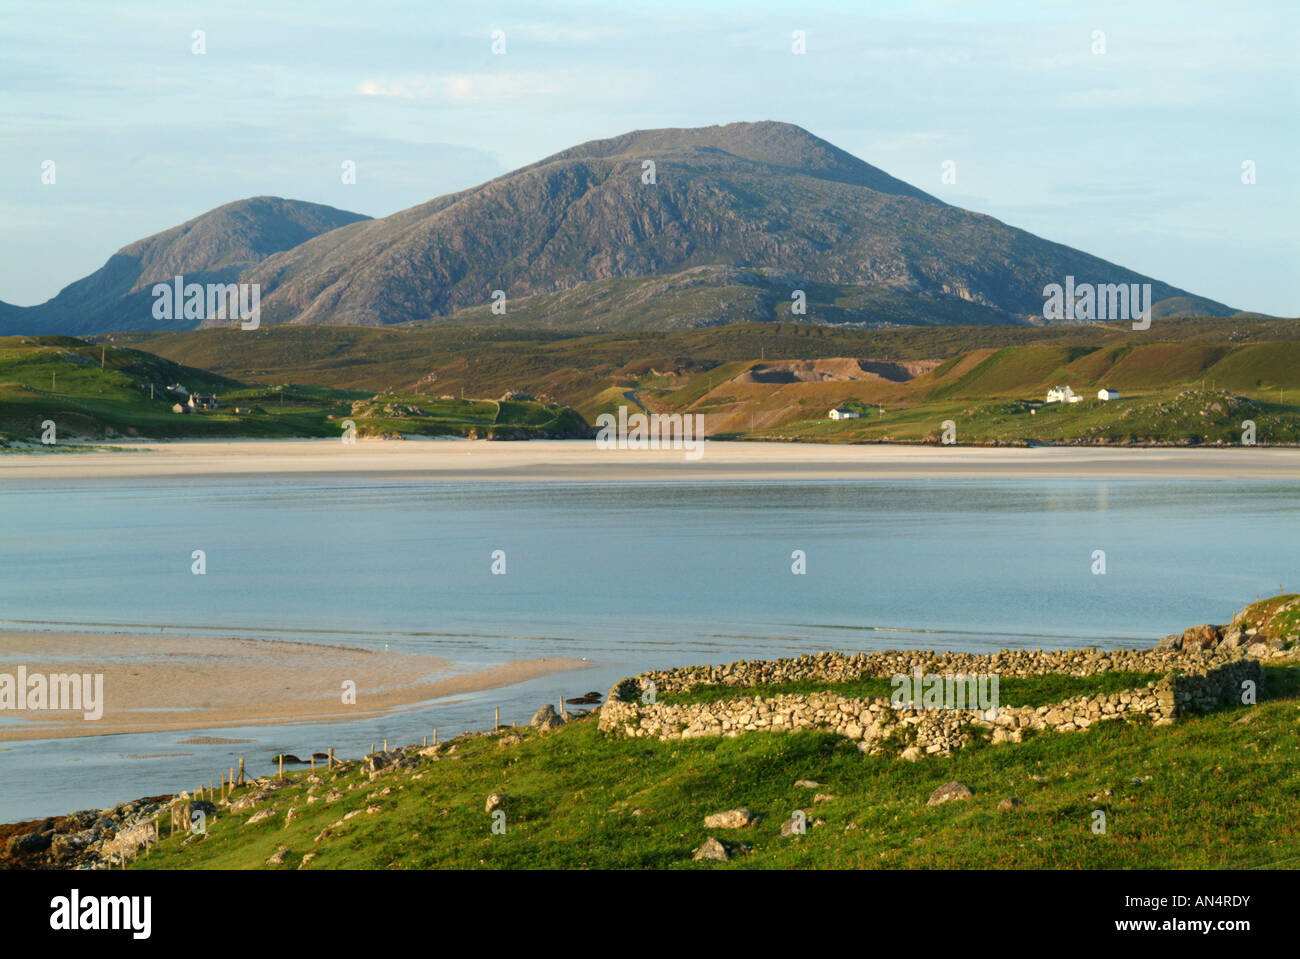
(0, 198, 370, 336)
(235, 121, 1237, 329)
(3, 123, 1242, 336)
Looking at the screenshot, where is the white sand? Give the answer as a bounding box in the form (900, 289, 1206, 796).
(4, 438, 1299, 482)
(0, 631, 590, 741)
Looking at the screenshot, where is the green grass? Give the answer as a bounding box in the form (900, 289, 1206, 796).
(656, 671, 1164, 708)
(131, 662, 1300, 870)
(0, 336, 590, 444)
(107, 318, 1300, 447)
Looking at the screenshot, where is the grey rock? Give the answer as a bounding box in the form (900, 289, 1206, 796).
(693, 837, 730, 862)
(927, 781, 974, 805)
(703, 808, 754, 829)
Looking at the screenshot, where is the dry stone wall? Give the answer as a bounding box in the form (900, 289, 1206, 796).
(599, 649, 1262, 759)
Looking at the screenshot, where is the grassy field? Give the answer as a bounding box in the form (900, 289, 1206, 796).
(108, 318, 1300, 446)
(131, 661, 1299, 870)
(0, 336, 590, 444)
(656, 671, 1164, 708)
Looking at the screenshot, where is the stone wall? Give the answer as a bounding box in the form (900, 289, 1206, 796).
(625, 646, 1247, 697)
(598, 650, 1262, 760)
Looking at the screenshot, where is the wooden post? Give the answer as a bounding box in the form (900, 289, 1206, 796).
(311, 755, 315, 771)
(495, 706, 499, 730)
(279, 755, 284, 779)
(433, 728, 437, 745)
(370, 743, 375, 757)
(328, 747, 334, 768)
(237, 756, 244, 787)
(423, 735, 427, 747)
(229, 766, 235, 794)
(383, 738, 388, 752)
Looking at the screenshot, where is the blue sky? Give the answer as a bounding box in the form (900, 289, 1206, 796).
(2, 0, 1296, 314)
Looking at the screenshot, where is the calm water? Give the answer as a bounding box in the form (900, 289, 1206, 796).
(1, 476, 1297, 820)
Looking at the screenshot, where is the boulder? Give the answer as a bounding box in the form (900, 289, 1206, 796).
(693, 837, 730, 862)
(927, 782, 974, 806)
(1181, 624, 1221, 651)
(703, 808, 754, 829)
(485, 793, 507, 814)
(531, 704, 566, 731)
(7, 832, 51, 855)
(997, 797, 1024, 810)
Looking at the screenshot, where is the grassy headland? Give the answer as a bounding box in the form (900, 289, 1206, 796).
(106, 597, 1298, 871)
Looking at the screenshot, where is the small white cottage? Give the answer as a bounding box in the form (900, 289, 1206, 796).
(1046, 386, 1081, 404)
(1098, 388, 1119, 401)
(828, 408, 860, 420)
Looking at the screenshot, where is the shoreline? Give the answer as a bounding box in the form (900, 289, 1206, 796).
(4, 438, 1300, 483)
(0, 630, 591, 742)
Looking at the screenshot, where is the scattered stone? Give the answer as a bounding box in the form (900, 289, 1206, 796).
(531, 704, 566, 731)
(927, 782, 973, 806)
(299, 853, 317, 869)
(229, 791, 271, 813)
(997, 797, 1024, 810)
(245, 807, 278, 826)
(266, 845, 290, 866)
(813, 793, 835, 804)
(703, 808, 754, 829)
(794, 780, 822, 789)
(693, 837, 730, 862)
(486, 793, 507, 814)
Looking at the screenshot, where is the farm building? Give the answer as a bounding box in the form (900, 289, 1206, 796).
(1045, 386, 1082, 404)
(828, 408, 860, 420)
(1098, 388, 1119, 401)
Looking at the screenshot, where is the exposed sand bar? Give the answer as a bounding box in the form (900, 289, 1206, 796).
(0, 631, 590, 742)
(3, 438, 1300, 483)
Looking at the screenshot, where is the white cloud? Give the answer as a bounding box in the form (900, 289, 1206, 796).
(356, 73, 556, 103)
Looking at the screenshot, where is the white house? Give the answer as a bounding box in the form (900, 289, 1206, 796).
(1098, 388, 1119, 401)
(828, 408, 860, 420)
(1045, 386, 1082, 404)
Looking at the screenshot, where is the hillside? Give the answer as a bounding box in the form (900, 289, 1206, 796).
(108, 318, 1300, 444)
(2, 124, 1245, 338)
(0, 336, 590, 444)
(239, 121, 1235, 329)
(0, 198, 369, 336)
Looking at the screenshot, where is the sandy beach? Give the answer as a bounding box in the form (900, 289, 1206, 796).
(4, 438, 1300, 482)
(0, 631, 590, 741)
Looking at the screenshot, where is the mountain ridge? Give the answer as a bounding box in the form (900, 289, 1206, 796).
(1, 122, 1243, 336)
